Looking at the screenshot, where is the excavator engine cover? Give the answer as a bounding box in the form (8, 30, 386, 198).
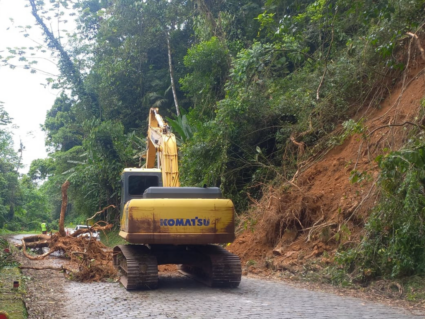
(143, 187, 222, 199)
(119, 196, 235, 245)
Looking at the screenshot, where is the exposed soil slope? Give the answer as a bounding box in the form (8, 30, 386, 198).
(229, 44, 425, 274)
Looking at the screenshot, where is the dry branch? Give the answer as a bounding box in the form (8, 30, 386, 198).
(86, 205, 116, 223)
(71, 223, 113, 238)
(17, 179, 117, 282)
(368, 121, 424, 137)
(407, 32, 425, 61)
(290, 135, 305, 156)
(19, 265, 75, 273)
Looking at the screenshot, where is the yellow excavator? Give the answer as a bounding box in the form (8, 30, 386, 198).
(113, 108, 241, 290)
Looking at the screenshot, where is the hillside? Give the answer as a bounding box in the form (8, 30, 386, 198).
(229, 45, 425, 276)
(3, 0, 425, 289)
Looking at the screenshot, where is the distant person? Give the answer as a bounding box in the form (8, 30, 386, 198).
(41, 222, 47, 235)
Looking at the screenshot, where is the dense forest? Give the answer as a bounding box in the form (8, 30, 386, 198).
(0, 103, 51, 230)
(2, 0, 425, 280)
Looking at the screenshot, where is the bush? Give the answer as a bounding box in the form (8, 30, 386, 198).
(337, 136, 425, 279)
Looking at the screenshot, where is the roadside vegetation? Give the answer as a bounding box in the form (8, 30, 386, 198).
(2, 0, 425, 298)
(0, 238, 27, 319)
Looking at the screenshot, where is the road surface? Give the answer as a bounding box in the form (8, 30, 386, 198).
(7, 234, 423, 319)
(60, 273, 422, 319)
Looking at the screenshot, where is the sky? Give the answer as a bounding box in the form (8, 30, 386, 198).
(0, 0, 61, 172)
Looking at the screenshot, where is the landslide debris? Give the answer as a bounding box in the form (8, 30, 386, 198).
(229, 40, 425, 276)
(17, 181, 117, 283)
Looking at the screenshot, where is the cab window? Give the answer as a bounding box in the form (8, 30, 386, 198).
(128, 176, 159, 195)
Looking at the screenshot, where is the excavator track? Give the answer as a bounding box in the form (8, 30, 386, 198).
(113, 245, 158, 290)
(180, 245, 241, 288)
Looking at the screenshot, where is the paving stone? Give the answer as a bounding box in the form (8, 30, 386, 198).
(61, 274, 420, 319)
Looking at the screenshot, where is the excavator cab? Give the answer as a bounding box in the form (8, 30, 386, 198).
(120, 168, 162, 209)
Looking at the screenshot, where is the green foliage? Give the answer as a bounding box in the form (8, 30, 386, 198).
(43, 93, 83, 152)
(64, 120, 135, 217)
(20, 0, 425, 235)
(180, 37, 229, 119)
(28, 158, 55, 181)
(0, 130, 21, 229)
(337, 135, 425, 279)
(100, 227, 127, 248)
(166, 113, 195, 143)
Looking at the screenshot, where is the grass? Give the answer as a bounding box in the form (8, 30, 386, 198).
(0, 267, 27, 319)
(99, 228, 126, 248)
(0, 237, 27, 319)
(402, 276, 425, 302)
(0, 230, 39, 236)
(286, 256, 425, 304)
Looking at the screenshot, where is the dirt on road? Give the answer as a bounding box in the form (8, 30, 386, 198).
(4, 233, 425, 318)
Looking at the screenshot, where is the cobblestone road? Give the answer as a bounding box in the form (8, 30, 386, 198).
(62, 273, 423, 319)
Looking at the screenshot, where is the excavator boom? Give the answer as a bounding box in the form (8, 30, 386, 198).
(146, 108, 180, 187)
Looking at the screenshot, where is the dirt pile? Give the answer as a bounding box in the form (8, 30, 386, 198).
(229, 41, 425, 274)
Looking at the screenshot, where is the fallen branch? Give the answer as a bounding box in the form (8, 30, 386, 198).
(342, 182, 376, 228)
(19, 265, 75, 273)
(407, 32, 425, 61)
(86, 204, 116, 224)
(368, 121, 424, 138)
(290, 135, 305, 156)
(71, 223, 113, 238)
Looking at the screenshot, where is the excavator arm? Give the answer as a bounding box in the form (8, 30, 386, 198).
(145, 108, 180, 187)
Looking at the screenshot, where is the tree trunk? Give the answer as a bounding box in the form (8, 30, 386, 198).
(166, 31, 180, 116)
(29, 0, 100, 116)
(59, 181, 70, 237)
(18, 234, 51, 243)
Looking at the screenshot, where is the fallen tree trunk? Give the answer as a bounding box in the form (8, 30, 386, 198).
(19, 234, 51, 243)
(71, 223, 113, 238)
(15, 240, 49, 250)
(17, 180, 117, 282)
(21, 239, 57, 260)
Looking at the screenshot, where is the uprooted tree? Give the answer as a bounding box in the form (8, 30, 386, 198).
(17, 181, 118, 282)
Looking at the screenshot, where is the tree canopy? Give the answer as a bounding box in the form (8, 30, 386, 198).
(4, 1, 425, 278)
